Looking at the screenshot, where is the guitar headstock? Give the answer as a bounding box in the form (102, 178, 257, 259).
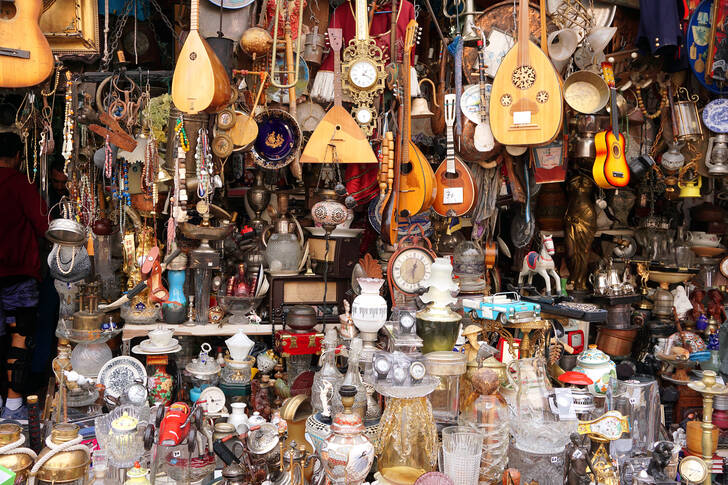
(444, 93, 456, 127)
(327, 28, 343, 52)
(404, 20, 419, 54)
(601, 62, 615, 88)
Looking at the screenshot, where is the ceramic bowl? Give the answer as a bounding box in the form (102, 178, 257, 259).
(148, 328, 174, 348)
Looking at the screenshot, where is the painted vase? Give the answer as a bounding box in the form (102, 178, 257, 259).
(573, 345, 617, 396)
(148, 364, 174, 406)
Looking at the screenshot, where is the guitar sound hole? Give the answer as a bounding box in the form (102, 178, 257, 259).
(443, 171, 459, 180)
(400, 162, 413, 175)
(0, 1, 16, 19)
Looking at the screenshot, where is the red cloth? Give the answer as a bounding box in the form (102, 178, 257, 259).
(0, 168, 49, 280)
(319, 0, 416, 72)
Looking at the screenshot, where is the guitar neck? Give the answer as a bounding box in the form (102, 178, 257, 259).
(332, 45, 343, 107)
(402, 49, 412, 147)
(446, 123, 455, 174)
(517, 0, 529, 66)
(610, 87, 619, 136)
(478, 45, 487, 124)
(190, 0, 199, 31)
(355, 0, 368, 41)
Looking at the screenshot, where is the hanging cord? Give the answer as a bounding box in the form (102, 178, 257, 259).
(28, 435, 89, 485)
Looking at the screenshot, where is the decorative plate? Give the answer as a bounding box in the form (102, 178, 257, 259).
(98, 356, 147, 398)
(686, 0, 728, 95)
(139, 338, 179, 352)
(132, 344, 183, 355)
(252, 109, 302, 169)
(206, 0, 254, 9)
(667, 331, 707, 353)
(460, 84, 491, 124)
(703, 98, 728, 133)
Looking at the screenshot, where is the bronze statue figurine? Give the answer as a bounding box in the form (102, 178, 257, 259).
(564, 175, 596, 291)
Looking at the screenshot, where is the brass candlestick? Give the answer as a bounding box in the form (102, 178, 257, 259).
(688, 370, 728, 485)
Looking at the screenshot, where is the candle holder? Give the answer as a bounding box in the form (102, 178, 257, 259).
(688, 370, 728, 485)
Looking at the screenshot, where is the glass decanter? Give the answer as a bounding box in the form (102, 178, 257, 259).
(332, 338, 367, 419)
(311, 328, 343, 419)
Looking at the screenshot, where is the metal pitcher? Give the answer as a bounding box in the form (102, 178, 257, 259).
(589, 268, 610, 295)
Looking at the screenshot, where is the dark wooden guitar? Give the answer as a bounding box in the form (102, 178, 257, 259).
(432, 94, 477, 217)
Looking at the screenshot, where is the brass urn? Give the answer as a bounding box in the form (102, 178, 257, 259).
(35, 424, 90, 484)
(0, 423, 34, 482)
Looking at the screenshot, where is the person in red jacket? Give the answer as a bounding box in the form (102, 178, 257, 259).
(0, 131, 48, 421)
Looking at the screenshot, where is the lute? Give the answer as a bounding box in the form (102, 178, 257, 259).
(300, 28, 377, 164)
(489, 0, 562, 145)
(0, 0, 53, 88)
(432, 94, 477, 217)
(593, 62, 629, 189)
(171, 0, 231, 114)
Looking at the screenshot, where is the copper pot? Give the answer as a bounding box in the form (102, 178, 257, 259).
(285, 305, 317, 333)
(596, 327, 638, 357)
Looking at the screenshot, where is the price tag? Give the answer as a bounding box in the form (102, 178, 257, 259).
(513, 111, 531, 125)
(551, 456, 559, 464)
(443, 187, 464, 204)
(172, 450, 181, 458)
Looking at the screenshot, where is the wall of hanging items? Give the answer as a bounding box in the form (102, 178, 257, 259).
(6, 0, 728, 483)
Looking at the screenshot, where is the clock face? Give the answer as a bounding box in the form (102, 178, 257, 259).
(409, 361, 426, 381)
(720, 256, 728, 278)
(391, 248, 434, 295)
(355, 107, 373, 124)
(198, 386, 226, 414)
(679, 456, 708, 483)
(127, 383, 148, 405)
(400, 313, 415, 330)
(349, 60, 378, 89)
(374, 355, 391, 376)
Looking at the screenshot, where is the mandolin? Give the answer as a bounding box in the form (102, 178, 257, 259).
(171, 0, 231, 114)
(0, 0, 53, 88)
(432, 94, 477, 217)
(488, 0, 562, 146)
(593, 62, 629, 189)
(300, 28, 376, 165)
(397, 20, 436, 217)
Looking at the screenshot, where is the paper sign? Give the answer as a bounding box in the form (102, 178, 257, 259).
(513, 111, 531, 125)
(443, 187, 464, 204)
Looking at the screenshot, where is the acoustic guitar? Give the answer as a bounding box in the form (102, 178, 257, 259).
(397, 20, 436, 217)
(300, 28, 376, 165)
(432, 94, 477, 217)
(488, 0, 562, 146)
(171, 0, 231, 114)
(0, 0, 53, 88)
(593, 62, 629, 189)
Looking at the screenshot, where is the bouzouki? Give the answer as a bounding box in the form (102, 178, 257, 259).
(0, 0, 53, 88)
(300, 28, 377, 164)
(488, 0, 562, 145)
(397, 20, 436, 217)
(171, 0, 231, 114)
(433, 94, 477, 217)
(593, 62, 629, 189)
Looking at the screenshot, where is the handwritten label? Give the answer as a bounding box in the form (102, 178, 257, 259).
(513, 111, 531, 125)
(443, 187, 464, 204)
(551, 456, 559, 464)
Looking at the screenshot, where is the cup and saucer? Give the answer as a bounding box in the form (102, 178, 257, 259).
(132, 326, 181, 355)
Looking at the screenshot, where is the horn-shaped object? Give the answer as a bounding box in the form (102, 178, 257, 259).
(548, 28, 578, 73)
(443, 0, 481, 42)
(586, 26, 617, 55)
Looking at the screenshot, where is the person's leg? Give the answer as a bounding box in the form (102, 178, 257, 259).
(0, 278, 39, 421)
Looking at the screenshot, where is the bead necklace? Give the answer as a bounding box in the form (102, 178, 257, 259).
(175, 117, 190, 152)
(104, 135, 113, 178)
(61, 72, 74, 174)
(635, 84, 667, 120)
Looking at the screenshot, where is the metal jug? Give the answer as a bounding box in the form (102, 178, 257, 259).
(589, 268, 610, 295)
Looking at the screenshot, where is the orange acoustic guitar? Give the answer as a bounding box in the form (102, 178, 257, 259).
(593, 62, 629, 189)
(432, 94, 476, 217)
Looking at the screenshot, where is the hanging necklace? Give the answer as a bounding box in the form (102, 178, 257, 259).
(62, 72, 75, 174)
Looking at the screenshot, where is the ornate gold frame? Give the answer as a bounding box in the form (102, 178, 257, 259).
(40, 0, 100, 56)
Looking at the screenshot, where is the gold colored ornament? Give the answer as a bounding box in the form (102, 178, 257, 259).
(340, 0, 386, 135)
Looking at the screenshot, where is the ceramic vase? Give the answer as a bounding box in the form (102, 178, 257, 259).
(228, 402, 249, 433)
(351, 278, 387, 335)
(148, 364, 173, 406)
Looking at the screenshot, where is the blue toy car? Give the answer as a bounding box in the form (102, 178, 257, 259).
(463, 292, 541, 324)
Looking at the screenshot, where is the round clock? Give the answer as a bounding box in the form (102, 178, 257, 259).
(125, 382, 148, 406)
(679, 456, 708, 484)
(374, 354, 391, 380)
(349, 60, 378, 90)
(399, 313, 415, 333)
(720, 256, 728, 278)
(409, 361, 426, 383)
(355, 107, 373, 125)
(389, 246, 435, 296)
(198, 386, 226, 414)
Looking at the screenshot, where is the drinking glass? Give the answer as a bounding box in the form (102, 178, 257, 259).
(440, 426, 483, 485)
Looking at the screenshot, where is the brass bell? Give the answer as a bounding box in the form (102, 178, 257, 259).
(154, 166, 173, 186)
(411, 97, 435, 118)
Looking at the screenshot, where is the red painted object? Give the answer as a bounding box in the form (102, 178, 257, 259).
(158, 402, 193, 446)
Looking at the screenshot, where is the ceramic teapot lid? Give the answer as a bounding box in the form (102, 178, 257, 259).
(577, 345, 610, 366)
(186, 343, 221, 376)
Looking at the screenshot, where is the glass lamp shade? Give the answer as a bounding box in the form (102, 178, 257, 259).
(312, 198, 348, 231)
(453, 241, 485, 292)
(351, 278, 388, 334)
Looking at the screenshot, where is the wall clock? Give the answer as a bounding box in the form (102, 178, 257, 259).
(387, 234, 436, 297)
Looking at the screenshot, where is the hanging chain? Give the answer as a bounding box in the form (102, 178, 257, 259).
(102, 0, 134, 71)
(148, 0, 182, 43)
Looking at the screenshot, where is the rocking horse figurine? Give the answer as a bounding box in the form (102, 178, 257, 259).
(518, 234, 562, 295)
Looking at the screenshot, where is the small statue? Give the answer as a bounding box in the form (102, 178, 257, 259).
(518, 233, 562, 295)
(462, 324, 482, 364)
(690, 289, 707, 322)
(647, 441, 674, 481)
(708, 289, 726, 322)
(339, 300, 358, 339)
(565, 175, 597, 291)
(564, 433, 594, 485)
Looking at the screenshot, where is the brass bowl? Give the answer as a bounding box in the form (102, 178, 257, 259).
(564, 70, 610, 114)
